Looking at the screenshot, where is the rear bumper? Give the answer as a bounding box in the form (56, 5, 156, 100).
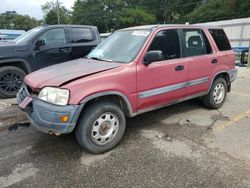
(17, 86, 83, 134)
(229, 69, 238, 82)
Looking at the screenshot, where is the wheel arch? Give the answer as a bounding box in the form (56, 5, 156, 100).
(0, 59, 31, 73)
(80, 91, 135, 117)
(209, 71, 231, 92)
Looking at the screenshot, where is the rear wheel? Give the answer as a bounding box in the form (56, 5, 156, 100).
(75, 101, 126, 154)
(203, 77, 227, 109)
(0, 66, 26, 98)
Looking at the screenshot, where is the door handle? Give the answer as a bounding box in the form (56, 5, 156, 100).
(175, 65, 184, 71)
(211, 59, 218, 64)
(60, 47, 71, 53)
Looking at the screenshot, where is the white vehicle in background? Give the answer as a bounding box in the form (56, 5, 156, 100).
(0, 29, 25, 40)
(0, 34, 7, 40)
(100, 32, 111, 41)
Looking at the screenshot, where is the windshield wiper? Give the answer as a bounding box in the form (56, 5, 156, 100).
(86, 56, 113, 62)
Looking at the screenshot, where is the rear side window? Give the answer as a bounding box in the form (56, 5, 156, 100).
(148, 29, 181, 60)
(209, 29, 231, 51)
(70, 28, 94, 43)
(182, 29, 212, 57)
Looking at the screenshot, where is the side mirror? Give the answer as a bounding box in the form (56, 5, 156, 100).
(143, 50, 164, 65)
(35, 39, 45, 49)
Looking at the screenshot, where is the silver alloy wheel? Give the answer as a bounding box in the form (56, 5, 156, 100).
(213, 83, 225, 104)
(91, 112, 119, 145)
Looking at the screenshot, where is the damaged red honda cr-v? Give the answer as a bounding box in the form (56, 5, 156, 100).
(17, 25, 237, 153)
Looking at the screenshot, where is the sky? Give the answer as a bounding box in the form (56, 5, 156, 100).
(0, 0, 76, 19)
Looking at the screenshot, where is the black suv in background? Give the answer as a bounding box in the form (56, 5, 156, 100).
(0, 25, 101, 98)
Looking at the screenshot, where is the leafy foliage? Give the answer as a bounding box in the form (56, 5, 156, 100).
(186, 0, 250, 23)
(1, 0, 250, 32)
(42, 1, 70, 24)
(71, 0, 108, 32)
(0, 11, 40, 31)
(119, 8, 156, 28)
(70, 0, 250, 31)
(71, 0, 156, 32)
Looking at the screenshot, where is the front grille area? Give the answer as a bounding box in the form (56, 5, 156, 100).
(26, 85, 39, 97)
(26, 85, 33, 94)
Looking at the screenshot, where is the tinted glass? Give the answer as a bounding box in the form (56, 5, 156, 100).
(148, 29, 181, 60)
(209, 29, 231, 51)
(183, 29, 212, 57)
(38, 28, 66, 46)
(70, 28, 93, 43)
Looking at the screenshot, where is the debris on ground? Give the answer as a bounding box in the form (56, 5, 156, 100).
(8, 122, 30, 131)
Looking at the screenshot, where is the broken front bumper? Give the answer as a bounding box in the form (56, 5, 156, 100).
(16, 85, 83, 134)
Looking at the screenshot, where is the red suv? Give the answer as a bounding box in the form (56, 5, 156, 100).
(17, 25, 237, 153)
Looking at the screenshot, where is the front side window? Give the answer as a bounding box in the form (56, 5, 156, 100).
(183, 29, 212, 57)
(14, 26, 43, 44)
(148, 29, 181, 60)
(70, 28, 94, 43)
(87, 30, 150, 63)
(38, 28, 66, 46)
(209, 29, 231, 51)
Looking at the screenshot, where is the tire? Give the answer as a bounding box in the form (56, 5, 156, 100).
(75, 101, 126, 154)
(203, 77, 227, 109)
(0, 66, 26, 98)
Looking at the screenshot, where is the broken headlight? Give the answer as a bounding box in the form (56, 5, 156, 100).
(38, 87, 69, 105)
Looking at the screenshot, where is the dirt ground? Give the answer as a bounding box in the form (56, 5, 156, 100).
(0, 67, 250, 188)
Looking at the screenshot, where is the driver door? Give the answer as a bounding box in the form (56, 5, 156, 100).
(136, 29, 188, 111)
(33, 28, 71, 70)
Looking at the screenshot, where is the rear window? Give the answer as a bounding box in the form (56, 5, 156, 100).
(209, 29, 231, 51)
(70, 28, 94, 43)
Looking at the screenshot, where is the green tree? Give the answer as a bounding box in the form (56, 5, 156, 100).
(71, 0, 108, 32)
(131, 0, 199, 23)
(71, 0, 250, 31)
(186, 0, 250, 23)
(71, 0, 155, 32)
(0, 11, 40, 31)
(119, 8, 155, 28)
(238, 0, 250, 18)
(185, 0, 226, 23)
(42, 1, 70, 24)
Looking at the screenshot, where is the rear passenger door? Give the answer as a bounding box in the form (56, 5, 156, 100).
(181, 29, 217, 96)
(68, 27, 98, 58)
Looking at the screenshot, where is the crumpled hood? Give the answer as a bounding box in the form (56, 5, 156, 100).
(25, 58, 123, 89)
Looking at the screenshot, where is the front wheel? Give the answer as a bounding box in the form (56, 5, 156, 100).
(203, 77, 227, 109)
(0, 66, 26, 98)
(75, 101, 126, 154)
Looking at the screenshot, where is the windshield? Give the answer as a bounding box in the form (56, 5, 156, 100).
(14, 26, 44, 44)
(87, 30, 151, 63)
